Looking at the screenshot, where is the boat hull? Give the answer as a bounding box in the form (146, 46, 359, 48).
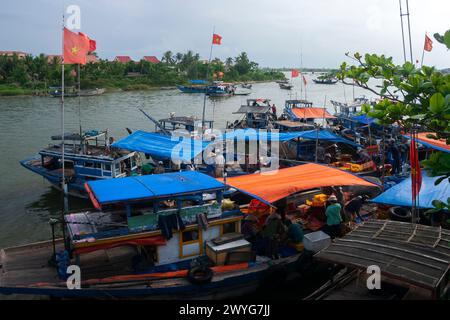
(20, 155, 88, 199)
(0, 238, 302, 299)
(177, 85, 207, 93)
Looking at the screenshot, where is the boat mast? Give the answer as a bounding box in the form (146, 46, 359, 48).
(201, 26, 215, 139)
(78, 63, 82, 136)
(60, 13, 68, 242)
(299, 44, 303, 100)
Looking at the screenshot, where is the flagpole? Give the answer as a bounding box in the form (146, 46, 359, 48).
(60, 14, 68, 246)
(201, 26, 215, 139)
(420, 33, 426, 67)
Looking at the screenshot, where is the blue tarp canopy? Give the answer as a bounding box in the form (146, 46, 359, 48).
(86, 171, 225, 205)
(188, 79, 207, 84)
(112, 131, 210, 162)
(371, 173, 450, 209)
(352, 114, 377, 125)
(218, 129, 360, 147)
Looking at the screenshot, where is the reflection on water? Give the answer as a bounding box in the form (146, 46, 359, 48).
(0, 77, 375, 247)
(25, 187, 92, 220)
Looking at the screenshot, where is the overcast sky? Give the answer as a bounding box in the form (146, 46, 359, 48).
(1, 0, 449, 68)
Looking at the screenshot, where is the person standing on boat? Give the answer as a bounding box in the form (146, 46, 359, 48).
(214, 149, 225, 178)
(387, 139, 401, 175)
(323, 195, 342, 239)
(332, 186, 345, 220)
(271, 104, 277, 117)
(262, 212, 286, 259)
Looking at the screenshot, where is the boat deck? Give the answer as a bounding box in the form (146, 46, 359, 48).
(315, 219, 450, 298)
(0, 239, 138, 288)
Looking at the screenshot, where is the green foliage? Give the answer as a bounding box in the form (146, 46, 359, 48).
(337, 28, 450, 214)
(0, 51, 284, 94)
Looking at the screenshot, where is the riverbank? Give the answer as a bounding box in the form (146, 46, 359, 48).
(0, 79, 278, 97)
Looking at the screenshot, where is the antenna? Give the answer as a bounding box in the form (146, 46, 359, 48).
(399, 0, 414, 64)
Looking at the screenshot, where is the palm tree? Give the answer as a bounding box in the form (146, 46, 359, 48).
(162, 51, 174, 65)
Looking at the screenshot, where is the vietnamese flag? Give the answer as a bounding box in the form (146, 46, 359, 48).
(212, 33, 222, 45)
(79, 32, 97, 52)
(64, 28, 91, 65)
(409, 137, 422, 200)
(424, 34, 433, 52)
(291, 69, 299, 78)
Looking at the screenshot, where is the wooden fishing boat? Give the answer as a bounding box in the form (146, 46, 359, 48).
(279, 83, 293, 90)
(176, 85, 207, 93)
(206, 83, 236, 97)
(20, 130, 139, 198)
(227, 99, 276, 129)
(0, 171, 304, 299)
(49, 87, 106, 97)
(312, 78, 338, 85)
(305, 219, 450, 300)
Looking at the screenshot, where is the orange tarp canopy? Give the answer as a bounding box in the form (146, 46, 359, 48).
(291, 107, 335, 119)
(411, 132, 450, 153)
(223, 163, 377, 203)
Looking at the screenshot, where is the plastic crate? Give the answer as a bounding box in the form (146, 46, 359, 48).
(303, 231, 331, 253)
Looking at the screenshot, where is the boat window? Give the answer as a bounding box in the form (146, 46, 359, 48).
(85, 161, 94, 168)
(182, 229, 199, 243)
(93, 163, 101, 169)
(103, 163, 111, 172)
(222, 222, 237, 235)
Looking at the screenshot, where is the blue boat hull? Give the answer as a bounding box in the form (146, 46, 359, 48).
(177, 85, 207, 93)
(20, 155, 89, 198)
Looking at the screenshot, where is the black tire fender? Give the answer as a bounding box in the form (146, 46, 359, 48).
(187, 266, 213, 285)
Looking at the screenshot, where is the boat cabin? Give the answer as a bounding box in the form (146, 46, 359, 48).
(228, 99, 275, 129)
(65, 172, 243, 268)
(20, 130, 139, 197)
(158, 116, 214, 134)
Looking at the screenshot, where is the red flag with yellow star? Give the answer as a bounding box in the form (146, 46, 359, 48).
(64, 28, 91, 65)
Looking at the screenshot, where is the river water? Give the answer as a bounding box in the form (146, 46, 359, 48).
(0, 75, 374, 247)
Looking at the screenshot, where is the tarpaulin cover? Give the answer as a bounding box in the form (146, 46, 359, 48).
(188, 79, 208, 84)
(223, 163, 377, 203)
(112, 130, 210, 161)
(405, 132, 450, 153)
(371, 172, 450, 209)
(86, 171, 225, 206)
(289, 107, 335, 120)
(218, 129, 360, 146)
(352, 114, 377, 125)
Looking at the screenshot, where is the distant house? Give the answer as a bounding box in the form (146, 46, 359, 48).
(0, 51, 29, 59)
(86, 54, 99, 63)
(143, 56, 160, 64)
(47, 54, 62, 64)
(114, 56, 133, 63)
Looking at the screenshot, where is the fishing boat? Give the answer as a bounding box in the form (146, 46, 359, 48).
(305, 219, 450, 300)
(279, 82, 293, 90)
(283, 100, 335, 125)
(227, 99, 276, 129)
(176, 80, 209, 93)
(312, 78, 338, 85)
(206, 83, 236, 97)
(20, 130, 140, 198)
(176, 85, 208, 94)
(49, 87, 106, 97)
(0, 171, 303, 299)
